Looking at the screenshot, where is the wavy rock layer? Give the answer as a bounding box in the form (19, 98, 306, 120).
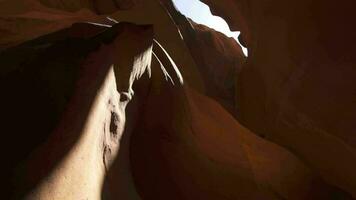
(175, 18, 245, 118)
(201, 0, 356, 197)
(0, 22, 154, 199)
(0, 0, 355, 199)
(130, 82, 352, 200)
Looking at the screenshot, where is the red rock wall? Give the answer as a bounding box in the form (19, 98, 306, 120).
(0, 22, 155, 199)
(130, 75, 351, 200)
(175, 18, 245, 118)
(1, 0, 356, 199)
(201, 0, 356, 197)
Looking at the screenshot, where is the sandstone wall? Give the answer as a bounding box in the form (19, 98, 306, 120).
(0, 0, 355, 199)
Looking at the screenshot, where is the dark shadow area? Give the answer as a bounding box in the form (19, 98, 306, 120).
(0, 22, 134, 199)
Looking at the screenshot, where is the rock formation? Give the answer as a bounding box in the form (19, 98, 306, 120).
(173, 17, 246, 118)
(0, 0, 355, 199)
(201, 0, 356, 197)
(0, 21, 156, 199)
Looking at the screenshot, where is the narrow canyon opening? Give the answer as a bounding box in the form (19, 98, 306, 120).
(172, 0, 248, 56)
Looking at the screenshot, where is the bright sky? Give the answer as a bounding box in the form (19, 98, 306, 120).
(172, 0, 248, 56)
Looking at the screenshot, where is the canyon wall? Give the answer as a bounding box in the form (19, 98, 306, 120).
(201, 0, 356, 197)
(0, 21, 157, 199)
(0, 0, 355, 199)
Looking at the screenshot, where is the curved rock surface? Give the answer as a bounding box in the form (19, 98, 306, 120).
(0, 0, 205, 92)
(202, 0, 356, 197)
(0, 21, 155, 199)
(174, 18, 246, 118)
(0, 0, 355, 199)
(130, 80, 352, 200)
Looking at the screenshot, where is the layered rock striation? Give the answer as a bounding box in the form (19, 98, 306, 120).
(0, 0, 355, 199)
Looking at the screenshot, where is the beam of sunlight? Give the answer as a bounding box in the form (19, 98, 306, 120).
(172, 0, 248, 56)
(154, 39, 184, 85)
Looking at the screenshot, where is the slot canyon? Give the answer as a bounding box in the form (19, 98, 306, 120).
(0, 0, 355, 199)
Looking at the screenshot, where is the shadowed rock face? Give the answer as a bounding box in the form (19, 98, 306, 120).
(0, 22, 155, 199)
(173, 18, 246, 118)
(0, 0, 104, 50)
(129, 80, 353, 200)
(201, 0, 356, 197)
(0, 0, 205, 92)
(0, 0, 356, 199)
(0, 0, 137, 15)
(155, 1, 246, 117)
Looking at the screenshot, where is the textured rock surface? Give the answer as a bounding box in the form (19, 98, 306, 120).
(0, 0, 107, 50)
(0, 0, 205, 91)
(0, 0, 356, 199)
(130, 78, 351, 200)
(0, 22, 155, 199)
(202, 0, 356, 197)
(175, 18, 246, 117)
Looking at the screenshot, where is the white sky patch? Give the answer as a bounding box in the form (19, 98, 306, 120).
(172, 0, 248, 56)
